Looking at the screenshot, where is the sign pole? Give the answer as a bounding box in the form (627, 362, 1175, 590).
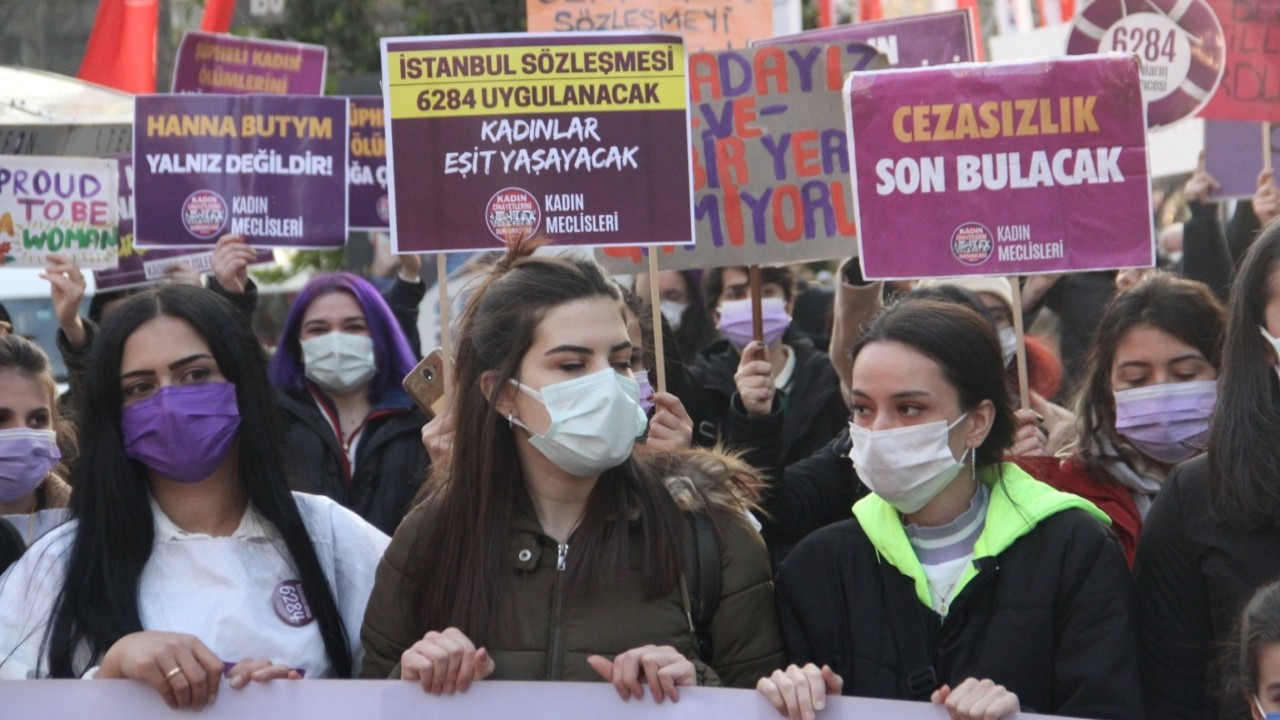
(437, 253, 452, 407)
(1009, 275, 1030, 411)
(648, 252, 667, 395)
(1265, 122, 1274, 172)
(749, 265, 764, 343)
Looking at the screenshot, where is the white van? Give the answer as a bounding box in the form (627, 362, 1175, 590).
(0, 268, 94, 385)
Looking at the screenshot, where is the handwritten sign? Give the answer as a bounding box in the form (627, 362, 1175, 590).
(525, 0, 773, 52)
(173, 30, 327, 95)
(380, 32, 694, 254)
(348, 97, 389, 231)
(133, 94, 349, 249)
(846, 54, 1154, 280)
(597, 42, 884, 273)
(755, 9, 975, 67)
(0, 155, 118, 269)
(1198, 0, 1280, 122)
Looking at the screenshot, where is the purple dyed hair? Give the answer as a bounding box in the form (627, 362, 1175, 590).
(269, 272, 418, 403)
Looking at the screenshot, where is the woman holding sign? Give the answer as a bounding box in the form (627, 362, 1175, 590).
(360, 242, 784, 697)
(0, 285, 387, 706)
(758, 299, 1142, 720)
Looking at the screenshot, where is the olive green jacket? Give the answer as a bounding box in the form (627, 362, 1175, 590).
(360, 463, 785, 688)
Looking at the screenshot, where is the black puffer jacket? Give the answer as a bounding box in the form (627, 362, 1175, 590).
(776, 464, 1144, 719)
(277, 386, 429, 535)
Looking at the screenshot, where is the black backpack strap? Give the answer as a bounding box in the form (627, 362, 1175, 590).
(878, 558, 937, 700)
(0, 518, 26, 577)
(682, 512, 721, 663)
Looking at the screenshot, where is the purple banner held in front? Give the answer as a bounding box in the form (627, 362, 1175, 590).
(845, 53, 1154, 281)
(755, 8, 975, 67)
(348, 97, 389, 231)
(172, 30, 327, 95)
(132, 94, 349, 249)
(1205, 120, 1280, 200)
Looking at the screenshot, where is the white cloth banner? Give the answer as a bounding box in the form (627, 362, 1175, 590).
(1, 679, 1093, 719)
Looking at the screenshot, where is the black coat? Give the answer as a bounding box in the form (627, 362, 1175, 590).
(277, 386, 429, 535)
(1134, 454, 1280, 719)
(777, 487, 1144, 719)
(758, 428, 865, 564)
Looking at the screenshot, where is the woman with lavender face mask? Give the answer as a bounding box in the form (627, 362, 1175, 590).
(0, 285, 388, 709)
(1017, 273, 1225, 568)
(0, 335, 73, 557)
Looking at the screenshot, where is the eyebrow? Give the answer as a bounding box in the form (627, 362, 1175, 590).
(849, 389, 933, 399)
(120, 353, 215, 380)
(544, 341, 633, 356)
(303, 316, 365, 326)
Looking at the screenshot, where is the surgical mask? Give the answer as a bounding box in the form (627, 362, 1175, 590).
(0, 428, 60, 503)
(1113, 380, 1215, 464)
(122, 383, 241, 483)
(717, 297, 791, 348)
(1256, 696, 1280, 720)
(301, 332, 376, 395)
(659, 300, 687, 332)
(998, 326, 1017, 368)
(635, 370, 656, 413)
(848, 414, 970, 514)
(510, 368, 648, 477)
(1261, 326, 1280, 381)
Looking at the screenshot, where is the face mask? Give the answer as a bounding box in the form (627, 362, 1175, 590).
(717, 297, 791, 348)
(0, 428, 60, 503)
(1260, 326, 1280, 381)
(122, 383, 241, 483)
(659, 300, 687, 332)
(510, 368, 648, 477)
(634, 370, 656, 413)
(301, 332, 376, 394)
(848, 414, 970, 514)
(998, 326, 1017, 368)
(1113, 380, 1216, 464)
(1256, 696, 1280, 720)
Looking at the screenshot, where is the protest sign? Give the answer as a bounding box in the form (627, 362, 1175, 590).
(348, 96, 389, 231)
(1198, 0, 1280, 122)
(380, 32, 693, 254)
(5, 678, 1093, 720)
(596, 42, 885, 273)
(133, 94, 348, 249)
(846, 54, 1153, 281)
(0, 155, 118, 269)
(1205, 120, 1280, 198)
(525, 0, 773, 51)
(755, 9, 975, 67)
(173, 30, 327, 95)
(1065, 0, 1225, 129)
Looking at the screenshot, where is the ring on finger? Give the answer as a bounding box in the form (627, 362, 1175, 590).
(165, 667, 184, 681)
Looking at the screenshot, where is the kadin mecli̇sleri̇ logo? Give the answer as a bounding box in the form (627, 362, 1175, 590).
(485, 187, 541, 244)
(181, 190, 228, 239)
(951, 222, 994, 265)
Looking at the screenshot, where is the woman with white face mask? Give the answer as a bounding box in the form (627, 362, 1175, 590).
(757, 299, 1142, 720)
(267, 273, 427, 535)
(360, 240, 784, 699)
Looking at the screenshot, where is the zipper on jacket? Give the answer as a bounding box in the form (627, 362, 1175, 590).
(547, 541, 568, 678)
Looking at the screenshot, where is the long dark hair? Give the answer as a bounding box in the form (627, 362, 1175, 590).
(412, 242, 754, 645)
(44, 284, 353, 677)
(850, 299, 1015, 466)
(1223, 580, 1280, 717)
(1208, 221, 1280, 529)
(1071, 273, 1225, 473)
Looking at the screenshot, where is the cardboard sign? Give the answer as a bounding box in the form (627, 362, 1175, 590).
(380, 32, 694, 254)
(1065, 0, 1225, 129)
(1198, 0, 1280, 122)
(173, 30, 327, 95)
(1205, 120, 1280, 198)
(597, 42, 884, 273)
(0, 155, 118, 269)
(755, 9, 975, 67)
(846, 54, 1154, 280)
(133, 94, 349, 249)
(525, 0, 773, 52)
(348, 97, 389, 231)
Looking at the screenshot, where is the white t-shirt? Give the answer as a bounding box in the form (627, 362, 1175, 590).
(0, 492, 389, 679)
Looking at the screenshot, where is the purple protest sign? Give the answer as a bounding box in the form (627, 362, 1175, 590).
(846, 54, 1154, 280)
(348, 97, 389, 231)
(1205, 120, 1280, 199)
(172, 30, 327, 95)
(755, 9, 975, 67)
(380, 32, 693, 253)
(133, 94, 348, 249)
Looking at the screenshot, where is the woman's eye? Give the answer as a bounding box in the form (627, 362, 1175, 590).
(559, 362, 585, 372)
(124, 382, 153, 397)
(182, 367, 211, 383)
(613, 361, 632, 372)
(851, 404, 872, 417)
(899, 405, 922, 417)
(28, 413, 50, 429)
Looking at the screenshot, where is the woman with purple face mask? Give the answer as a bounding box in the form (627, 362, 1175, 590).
(0, 334, 73, 557)
(0, 285, 388, 708)
(1018, 273, 1225, 567)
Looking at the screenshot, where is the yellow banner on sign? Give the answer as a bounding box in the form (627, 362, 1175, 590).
(525, 0, 773, 51)
(386, 43, 687, 119)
